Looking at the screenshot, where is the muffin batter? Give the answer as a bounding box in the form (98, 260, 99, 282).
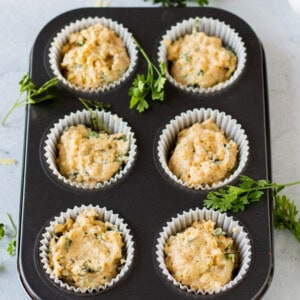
(168, 119, 238, 186)
(166, 32, 237, 88)
(56, 124, 129, 184)
(61, 24, 130, 88)
(164, 220, 238, 291)
(48, 208, 125, 289)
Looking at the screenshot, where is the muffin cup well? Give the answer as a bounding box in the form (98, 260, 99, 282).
(49, 17, 138, 93)
(157, 108, 249, 190)
(44, 109, 137, 190)
(158, 17, 246, 94)
(156, 207, 252, 295)
(39, 204, 135, 293)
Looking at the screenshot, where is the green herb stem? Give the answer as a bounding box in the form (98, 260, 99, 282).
(203, 175, 300, 244)
(6, 213, 17, 236)
(2, 97, 26, 126)
(79, 98, 111, 134)
(2, 74, 58, 125)
(230, 180, 300, 194)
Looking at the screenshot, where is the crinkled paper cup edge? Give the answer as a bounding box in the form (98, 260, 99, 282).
(39, 204, 135, 293)
(155, 207, 252, 295)
(49, 17, 138, 93)
(44, 109, 137, 190)
(157, 107, 249, 190)
(157, 17, 247, 94)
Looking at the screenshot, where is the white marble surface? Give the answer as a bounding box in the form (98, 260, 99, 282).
(0, 0, 300, 299)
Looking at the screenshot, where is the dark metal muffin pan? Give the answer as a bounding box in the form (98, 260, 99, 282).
(18, 7, 273, 300)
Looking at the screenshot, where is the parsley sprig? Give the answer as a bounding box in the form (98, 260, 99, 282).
(79, 98, 111, 111)
(144, 0, 208, 7)
(6, 213, 17, 256)
(203, 175, 300, 243)
(273, 193, 300, 242)
(0, 224, 4, 240)
(0, 213, 17, 256)
(79, 98, 111, 134)
(129, 38, 166, 113)
(2, 74, 58, 125)
(204, 175, 300, 213)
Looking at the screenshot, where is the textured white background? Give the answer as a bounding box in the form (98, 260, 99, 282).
(0, 0, 300, 299)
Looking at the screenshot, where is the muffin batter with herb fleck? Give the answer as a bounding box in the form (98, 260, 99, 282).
(166, 32, 237, 88)
(61, 24, 130, 89)
(164, 220, 238, 291)
(56, 124, 129, 184)
(48, 208, 125, 289)
(168, 119, 238, 186)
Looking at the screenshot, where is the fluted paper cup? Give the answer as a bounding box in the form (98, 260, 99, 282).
(49, 17, 138, 93)
(44, 109, 137, 189)
(39, 204, 135, 293)
(157, 108, 249, 190)
(156, 207, 252, 295)
(158, 17, 246, 94)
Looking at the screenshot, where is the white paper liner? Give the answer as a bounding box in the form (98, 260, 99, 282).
(157, 108, 249, 190)
(49, 17, 138, 93)
(39, 204, 135, 294)
(156, 207, 252, 295)
(158, 17, 246, 94)
(44, 109, 137, 189)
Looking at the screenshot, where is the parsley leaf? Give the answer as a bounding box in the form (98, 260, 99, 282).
(204, 175, 300, 213)
(129, 38, 166, 113)
(203, 175, 300, 243)
(7, 237, 16, 256)
(0, 213, 17, 257)
(273, 193, 300, 243)
(144, 0, 208, 7)
(2, 74, 58, 125)
(6, 213, 17, 256)
(204, 176, 268, 212)
(0, 223, 5, 240)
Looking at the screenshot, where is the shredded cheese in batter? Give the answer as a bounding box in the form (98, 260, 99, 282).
(168, 119, 238, 186)
(164, 220, 238, 291)
(166, 32, 237, 88)
(56, 124, 129, 184)
(48, 208, 125, 289)
(61, 24, 130, 89)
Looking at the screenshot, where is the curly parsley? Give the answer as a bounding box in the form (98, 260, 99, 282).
(129, 38, 166, 113)
(203, 175, 300, 243)
(0, 213, 17, 257)
(2, 74, 58, 125)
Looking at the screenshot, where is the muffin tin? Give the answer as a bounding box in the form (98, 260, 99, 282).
(18, 7, 273, 300)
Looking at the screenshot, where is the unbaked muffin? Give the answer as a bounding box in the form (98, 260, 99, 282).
(164, 219, 238, 291)
(56, 124, 129, 185)
(48, 208, 125, 289)
(61, 24, 130, 89)
(166, 31, 237, 88)
(168, 119, 238, 186)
